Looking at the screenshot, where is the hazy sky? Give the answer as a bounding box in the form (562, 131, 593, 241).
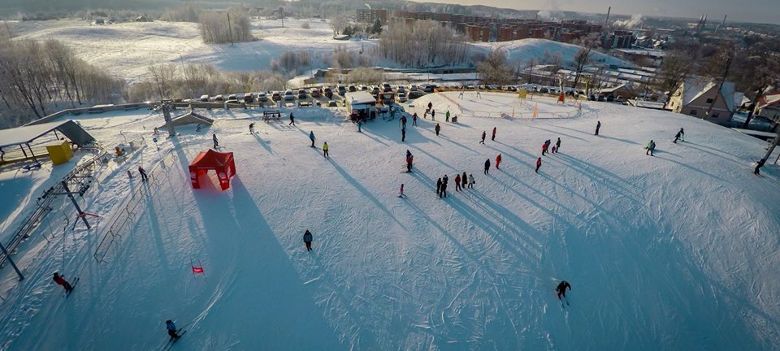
(409, 0, 780, 25)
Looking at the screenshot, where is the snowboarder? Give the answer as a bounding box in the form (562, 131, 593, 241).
(484, 159, 490, 175)
(755, 159, 766, 175)
(138, 166, 149, 182)
(399, 183, 406, 198)
(480, 131, 486, 144)
(455, 174, 462, 191)
(406, 150, 414, 172)
(322, 142, 329, 158)
(555, 137, 561, 152)
(166, 320, 181, 340)
(645, 140, 656, 156)
(309, 131, 316, 147)
(446, 110, 450, 122)
(492, 127, 496, 141)
(595, 121, 601, 136)
(249, 123, 255, 134)
(496, 154, 502, 169)
(441, 175, 448, 198)
(212, 133, 219, 149)
(435, 123, 441, 136)
(555, 280, 572, 300)
(673, 128, 684, 143)
(401, 127, 406, 142)
(431, 109, 436, 121)
(52, 272, 73, 293)
(412, 113, 418, 126)
(303, 230, 313, 251)
(289, 113, 296, 126)
(468, 173, 475, 189)
(535, 157, 542, 173)
(436, 178, 442, 197)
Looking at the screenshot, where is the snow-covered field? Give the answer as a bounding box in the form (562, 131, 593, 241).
(0, 93, 778, 350)
(10, 18, 632, 83)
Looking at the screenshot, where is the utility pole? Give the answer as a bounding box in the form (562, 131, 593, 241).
(226, 12, 234, 45)
(0, 242, 24, 281)
(705, 54, 733, 119)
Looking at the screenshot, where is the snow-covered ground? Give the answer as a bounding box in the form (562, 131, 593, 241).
(0, 93, 778, 350)
(10, 19, 632, 83)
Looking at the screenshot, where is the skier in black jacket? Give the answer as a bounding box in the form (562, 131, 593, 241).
(556, 280, 571, 300)
(303, 230, 313, 251)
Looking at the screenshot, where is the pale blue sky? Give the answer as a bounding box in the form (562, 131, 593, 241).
(408, 0, 779, 25)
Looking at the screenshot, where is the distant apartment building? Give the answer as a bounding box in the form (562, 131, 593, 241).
(390, 10, 602, 43)
(603, 30, 635, 49)
(356, 9, 388, 24)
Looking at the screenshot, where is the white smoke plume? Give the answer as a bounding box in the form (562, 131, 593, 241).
(614, 14, 644, 29)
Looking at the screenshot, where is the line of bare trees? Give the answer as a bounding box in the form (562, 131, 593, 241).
(378, 20, 469, 67)
(0, 37, 123, 127)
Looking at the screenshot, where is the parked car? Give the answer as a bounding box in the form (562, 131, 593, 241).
(409, 84, 419, 92)
(199, 94, 209, 102)
(348, 85, 357, 92)
(298, 89, 308, 99)
(396, 86, 406, 94)
(359, 85, 369, 91)
(372, 86, 381, 95)
(324, 86, 333, 99)
(271, 91, 282, 102)
(423, 84, 437, 93)
(397, 92, 408, 103)
(227, 94, 238, 102)
(243, 93, 254, 103)
(606, 95, 615, 102)
(284, 90, 295, 101)
(311, 88, 322, 98)
(597, 95, 605, 102)
(408, 91, 425, 99)
(337, 85, 347, 96)
(539, 87, 549, 94)
(212, 94, 224, 102)
(328, 100, 338, 107)
(257, 92, 269, 102)
(382, 82, 392, 92)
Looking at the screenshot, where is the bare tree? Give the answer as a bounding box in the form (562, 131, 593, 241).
(656, 50, 693, 108)
(571, 47, 591, 89)
(730, 48, 780, 127)
(477, 49, 515, 86)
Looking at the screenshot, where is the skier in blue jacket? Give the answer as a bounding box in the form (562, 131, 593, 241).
(309, 131, 315, 147)
(166, 320, 180, 340)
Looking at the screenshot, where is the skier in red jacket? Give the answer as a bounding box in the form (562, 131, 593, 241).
(495, 154, 502, 169)
(53, 272, 73, 293)
(535, 157, 542, 173)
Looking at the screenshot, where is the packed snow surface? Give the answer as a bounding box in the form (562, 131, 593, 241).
(0, 93, 778, 350)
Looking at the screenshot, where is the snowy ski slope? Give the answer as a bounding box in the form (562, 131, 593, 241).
(0, 93, 778, 350)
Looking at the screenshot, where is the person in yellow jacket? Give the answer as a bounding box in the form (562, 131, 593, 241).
(322, 142, 329, 159)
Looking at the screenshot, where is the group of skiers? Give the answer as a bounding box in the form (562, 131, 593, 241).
(436, 172, 476, 198)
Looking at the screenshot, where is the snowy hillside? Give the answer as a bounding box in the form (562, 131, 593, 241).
(473, 38, 633, 68)
(11, 19, 632, 83)
(0, 93, 778, 350)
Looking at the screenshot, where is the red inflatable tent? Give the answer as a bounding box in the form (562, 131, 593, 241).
(189, 149, 236, 190)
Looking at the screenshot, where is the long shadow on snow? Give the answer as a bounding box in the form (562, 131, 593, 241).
(187, 177, 344, 349)
(553, 153, 642, 204)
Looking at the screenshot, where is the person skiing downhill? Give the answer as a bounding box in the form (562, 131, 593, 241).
(468, 173, 475, 189)
(412, 113, 418, 126)
(303, 230, 313, 251)
(484, 159, 490, 175)
(212, 133, 219, 149)
(431, 109, 436, 121)
(480, 131, 486, 144)
(455, 174, 462, 191)
(595, 121, 601, 136)
(406, 150, 414, 172)
(52, 272, 73, 293)
(556, 280, 572, 300)
(435, 123, 441, 136)
(496, 154, 502, 169)
(673, 128, 684, 143)
(166, 320, 181, 340)
(535, 157, 542, 173)
(645, 140, 656, 156)
(289, 113, 296, 126)
(491, 127, 496, 141)
(138, 166, 149, 182)
(309, 131, 315, 147)
(322, 142, 329, 158)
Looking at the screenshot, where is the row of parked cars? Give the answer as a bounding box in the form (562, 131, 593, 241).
(189, 82, 438, 106)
